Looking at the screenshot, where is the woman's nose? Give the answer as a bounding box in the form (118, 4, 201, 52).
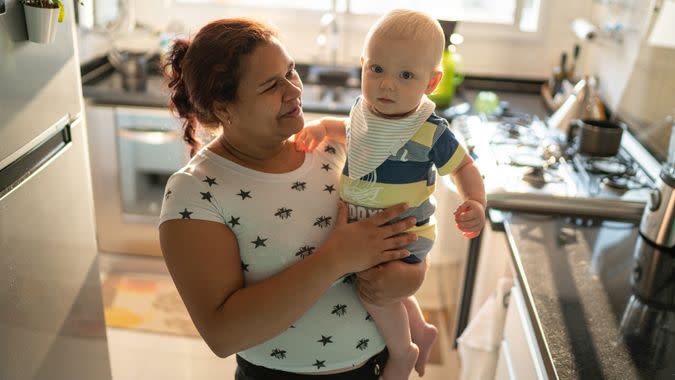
(283, 78, 303, 100)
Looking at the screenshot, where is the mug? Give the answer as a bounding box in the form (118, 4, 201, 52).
(567, 119, 626, 157)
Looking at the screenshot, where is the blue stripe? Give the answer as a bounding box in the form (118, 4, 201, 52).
(342, 159, 436, 185)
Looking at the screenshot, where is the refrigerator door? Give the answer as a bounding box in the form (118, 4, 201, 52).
(0, 0, 83, 162)
(0, 118, 112, 380)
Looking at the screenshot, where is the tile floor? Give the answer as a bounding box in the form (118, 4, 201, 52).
(100, 252, 463, 380)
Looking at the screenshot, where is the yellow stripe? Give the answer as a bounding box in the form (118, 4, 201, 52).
(437, 145, 466, 176)
(339, 176, 435, 208)
(407, 223, 436, 241)
(409, 121, 437, 148)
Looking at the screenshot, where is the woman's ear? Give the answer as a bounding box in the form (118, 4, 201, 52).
(425, 71, 443, 95)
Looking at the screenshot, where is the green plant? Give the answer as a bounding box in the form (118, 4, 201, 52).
(23, 0, 83, 23)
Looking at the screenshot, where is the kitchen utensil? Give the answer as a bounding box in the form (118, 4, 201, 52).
(567, 119, 625, 157)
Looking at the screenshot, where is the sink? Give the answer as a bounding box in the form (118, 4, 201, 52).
(296, 63, 361, 115)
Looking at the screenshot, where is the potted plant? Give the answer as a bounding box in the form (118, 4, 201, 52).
(21, 0, 66, 44)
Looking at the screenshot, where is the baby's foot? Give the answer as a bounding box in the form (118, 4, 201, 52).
(381, 343, 419, 380)
(414, 323, 438, 377)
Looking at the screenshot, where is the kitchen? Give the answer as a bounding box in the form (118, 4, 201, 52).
(1, 0, 674, 379)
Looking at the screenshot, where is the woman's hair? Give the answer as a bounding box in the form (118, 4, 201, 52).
(164, 18, 278, 156)
(364, 9, 445, 70)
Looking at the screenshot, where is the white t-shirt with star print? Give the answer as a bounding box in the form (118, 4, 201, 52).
(159, 140, 385, 373)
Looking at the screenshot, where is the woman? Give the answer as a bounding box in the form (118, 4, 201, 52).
(159, 18, 429, 379)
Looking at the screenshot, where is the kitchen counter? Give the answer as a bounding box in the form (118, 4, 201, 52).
(502, 213, 673, 379)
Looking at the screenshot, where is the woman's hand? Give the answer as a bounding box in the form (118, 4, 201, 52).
(320, 202, 418, 276)
(454, 199, 486, 238)
(356, 259, 427, 306)
(294, 120, 327, 152)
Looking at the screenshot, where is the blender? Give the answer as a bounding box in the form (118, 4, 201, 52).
(620, 122, 675, 378)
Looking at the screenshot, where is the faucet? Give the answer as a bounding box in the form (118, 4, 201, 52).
(317, 0, 339, 67)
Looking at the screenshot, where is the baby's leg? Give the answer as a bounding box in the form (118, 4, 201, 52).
(403, 296, 438, 377)
(362, 299, 418, 380)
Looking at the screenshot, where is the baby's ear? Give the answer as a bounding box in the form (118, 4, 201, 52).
(425, 71, 443, 95)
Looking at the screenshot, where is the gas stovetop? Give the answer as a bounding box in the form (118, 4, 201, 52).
(453, 115, 654, 221)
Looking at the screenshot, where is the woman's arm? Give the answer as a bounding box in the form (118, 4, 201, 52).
(355, 258, 428, 306)
(159, 202, 417, 358)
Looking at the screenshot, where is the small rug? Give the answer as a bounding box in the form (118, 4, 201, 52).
(100, 272, 200, 337)
(100, 271, 447, 366)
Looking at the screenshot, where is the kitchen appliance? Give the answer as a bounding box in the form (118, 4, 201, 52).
(620, 122, 675, 378)
(0, 1, 112, 379)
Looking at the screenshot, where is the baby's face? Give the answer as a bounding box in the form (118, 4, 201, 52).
(361, 35, 439, 118)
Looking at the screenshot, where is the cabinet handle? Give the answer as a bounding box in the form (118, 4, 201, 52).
(117, 128, 182, 145)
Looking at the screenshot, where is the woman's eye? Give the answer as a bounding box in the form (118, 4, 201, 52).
(370, 65, 383, 73)
(400, 71, 414, 80)
(286, 69, 297, 79)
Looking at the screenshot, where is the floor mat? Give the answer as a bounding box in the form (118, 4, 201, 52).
(100, 272, 200, 337)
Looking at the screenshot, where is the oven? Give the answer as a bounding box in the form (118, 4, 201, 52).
(86, 105, 189, 256)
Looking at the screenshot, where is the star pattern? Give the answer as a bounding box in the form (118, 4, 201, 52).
(203, 176, 217, 186)
(270, 348, 287, 359)
(251, 236, 268, 248)
(317, 335, 333, 346)
(323, 184, 336, 194)
(321, 163, 331, 171)
(241, 261, 249, 272)
(200, 191, 212, 202)
(291, 181, 307, 191)
(275, 207, 293, 219)
(295, 245, 315, 259)
(164, 190, 172, 200)
(237, 189, 252, 200)
(228, 216, 240, 227)
(331, 304, 347, 317)
(313, 216, 332, 228)
(313, 359, 326, 369)
(356, 338, 370, 350)
(324, 145, 336, 154)
(179, 208, 192, 219)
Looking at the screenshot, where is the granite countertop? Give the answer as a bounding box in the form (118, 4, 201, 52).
(502, 213, 673, 379)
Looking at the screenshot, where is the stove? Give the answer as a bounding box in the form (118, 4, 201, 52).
(453, 115, 655, 221)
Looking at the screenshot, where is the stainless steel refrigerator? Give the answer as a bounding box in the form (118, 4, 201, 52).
(0, 1, 112, 379)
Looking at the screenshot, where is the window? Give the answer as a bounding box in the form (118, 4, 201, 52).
(177, 0, 542, 31)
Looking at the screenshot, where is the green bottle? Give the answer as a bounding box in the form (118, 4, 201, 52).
(429, 45, 464, 110)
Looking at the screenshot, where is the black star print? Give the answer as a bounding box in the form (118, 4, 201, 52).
(241, 261, 249, 272)
(365, 313, 373, 321)
(323, 184, 336, 194)
(164, 190, 172, 200)
(203, 176, 217, 187)
(314, 216, 332, 228)
(275, 207, 293, 219)
(295, 245, 316, 259)
(228, 216, 240, 227)
(270, 348, 287, 359)
(200, 191, 212, 202)
(291, 181, 307, 191)
(251, 236, 268, 248)
(356, 338, 370, 350)
(317, 335, 333, 346)
(321, 163, 331, 171)
(324, 145, 336, 154)
(237, 189, 252, 200)
(331, 304, 347, 317)
(179, 208, 192, 219)
(313, 359, 326, 369)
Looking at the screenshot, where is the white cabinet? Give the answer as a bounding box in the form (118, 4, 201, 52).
(497, 283, 548, 380)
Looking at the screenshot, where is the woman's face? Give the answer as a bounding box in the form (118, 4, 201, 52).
(226, 37, 304, 145)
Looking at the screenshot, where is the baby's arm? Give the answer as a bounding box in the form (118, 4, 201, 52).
(451, 155, 487, 238)
(295, 116, 347, 152)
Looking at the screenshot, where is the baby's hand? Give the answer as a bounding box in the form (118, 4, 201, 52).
(453, 200, 486, 238)
(294, 120, 327, 152)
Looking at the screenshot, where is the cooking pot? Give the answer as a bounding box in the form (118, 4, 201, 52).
(567, 119, 625, 157)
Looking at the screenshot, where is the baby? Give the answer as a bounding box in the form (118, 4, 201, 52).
(295, 9, 486, 380)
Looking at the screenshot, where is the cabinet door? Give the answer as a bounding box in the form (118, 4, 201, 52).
(502, 285, 548, 379)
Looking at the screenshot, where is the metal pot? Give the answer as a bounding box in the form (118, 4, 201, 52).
(567, 119, 625, 157)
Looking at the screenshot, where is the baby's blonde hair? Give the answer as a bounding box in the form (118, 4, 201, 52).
(363, 9, 446, 70)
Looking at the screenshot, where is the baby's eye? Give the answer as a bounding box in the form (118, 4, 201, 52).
(370, 65, 383, 74)
(400, 71, 414, 80)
